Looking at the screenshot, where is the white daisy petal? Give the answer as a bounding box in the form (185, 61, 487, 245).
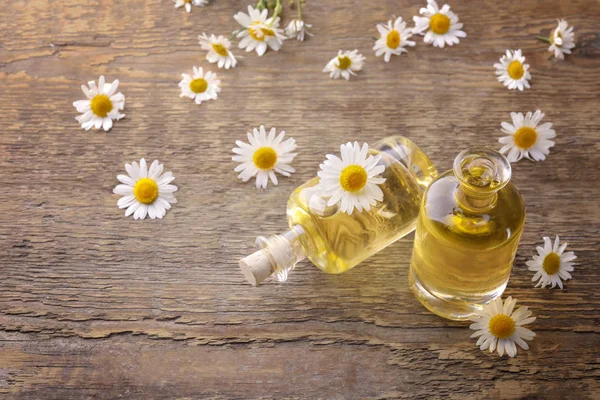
(560, 252, 577, 262)
(173, 0, 209, 12)
(113, 158, 177, 220)
(470, 328, 487, 337)
(125, 202, 140, 217)
(512, 335, 529, 350)
(488, 336, 498, 353)
(506, 340, 517, 357)
(503, 296, 516, 316)
(117, 195, 136, 209)
(157, 174, 175, 186)
(139, 158, 148, 178)
(232, 126, 297, 189)
(516, 317, 536, 326)
(147, 204, 157, 219)
(102, 118, 113, 131)
(543, 236, 552, 253)
(160, 185, 178, 193)
(134, 204, 148, 220)
(148, 160, 161, 179)
(113, 184, 133, 196)
(117, 174, 135, 186)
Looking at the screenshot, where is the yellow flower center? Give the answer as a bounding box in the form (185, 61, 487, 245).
(337, 55, 352, 70)
(133, 178, 159, 205)
(252, 147, 278, 170)
(488, 314, 515, 339)
(542, 252, 561, 275)
(551, 29, 563, 45)
(189, 78, 208, 94)
(340, 165, 368, 192)
(429, 13, 450, 35)
(513, 126, 537, 149)
(212, 43, 229, 57)
(90, 94, 113, 118)
(386, 30, 400, 49)
(507, 60, 524, 80)
(248, 23, 275, 42)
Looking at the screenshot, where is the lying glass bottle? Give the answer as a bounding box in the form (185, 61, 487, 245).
(239, 136, 437, 286)
(409, 147, 526, 320)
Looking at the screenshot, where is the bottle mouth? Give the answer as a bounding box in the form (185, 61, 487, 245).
(453, 147, 511, 193)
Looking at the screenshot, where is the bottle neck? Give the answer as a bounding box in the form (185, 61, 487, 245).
(452, 147, 511, 213)
(455, 184, 498, 212)
(239, 225, 307, 286)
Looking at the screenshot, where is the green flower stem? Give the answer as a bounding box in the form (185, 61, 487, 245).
(536, 35, 551, 43)
(229, 30, 240, 41)
(256, 0, 267, 11)
(267, 0, 282, 27)
(296, 0, 302, 20)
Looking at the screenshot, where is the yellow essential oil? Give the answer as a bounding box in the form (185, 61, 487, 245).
(409, 148, 525, 320)
(240, 136, 437, 285)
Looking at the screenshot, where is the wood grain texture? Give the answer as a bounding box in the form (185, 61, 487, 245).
(1, 0, 599, 399)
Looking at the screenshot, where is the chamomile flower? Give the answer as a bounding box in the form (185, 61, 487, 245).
(285, 19, 312, 41)
(527, 236, 576, 289)
(548, 19, 575, 60)
(113, 158, 178, 220)
(373, 16, 415, 62)
(499, 110, 556, 162)
(198, 33, 237, 69)
(179, 66, 221, 105)
(469, 296, 536, 358)
(232, 126, 297, 189)
(413, 0, 466, 48)
(494, 49, 531, 91)
(73, 76, 125, 132)
(323, 50, 365, 80)
(173, 0, 209, 13)
(317, 142, 386, 215)
(234, 5, 286, 56)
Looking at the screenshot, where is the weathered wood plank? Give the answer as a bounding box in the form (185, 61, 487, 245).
(1, 0, 599, 398)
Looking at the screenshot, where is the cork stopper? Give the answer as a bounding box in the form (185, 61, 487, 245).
(239, 226, 307, 286)
(239, 249, 275, 286)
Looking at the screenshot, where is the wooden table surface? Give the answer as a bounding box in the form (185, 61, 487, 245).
(1, 0, 599, 399)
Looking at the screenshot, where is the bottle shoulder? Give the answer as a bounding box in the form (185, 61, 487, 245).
(421, 170, 525, 245)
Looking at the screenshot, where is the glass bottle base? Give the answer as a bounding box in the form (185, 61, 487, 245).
(409, 266, 509, 321)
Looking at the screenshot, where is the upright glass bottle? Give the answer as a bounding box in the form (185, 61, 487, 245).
(240, 136, 437, 285)
(409, 147, 525, 320)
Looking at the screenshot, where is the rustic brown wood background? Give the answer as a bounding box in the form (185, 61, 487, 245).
(1, 0, 599, 399)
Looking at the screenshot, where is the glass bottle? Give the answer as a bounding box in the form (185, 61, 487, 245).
(239, 136, 438, 285)
(409, 147, 525, 320)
